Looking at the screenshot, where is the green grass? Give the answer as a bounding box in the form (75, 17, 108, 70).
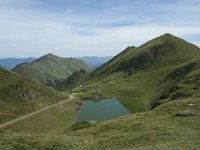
(1, 96, 200, 149)
(2, 99, 79, 134)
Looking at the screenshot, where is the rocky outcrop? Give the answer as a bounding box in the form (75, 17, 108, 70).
(176, 110, 197, 116)
(93, 90, 103, 98)
(69, 121, 92, 131)
(11, 85, 39, 100)
(168, 63, 197, 80)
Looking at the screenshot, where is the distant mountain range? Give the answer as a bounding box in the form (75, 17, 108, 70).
(77, 56, 113, 68)
(0, 56, 113, 70)
(0, 58, 36, 70)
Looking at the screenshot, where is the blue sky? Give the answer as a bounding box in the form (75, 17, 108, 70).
(0, 0, 200, 58)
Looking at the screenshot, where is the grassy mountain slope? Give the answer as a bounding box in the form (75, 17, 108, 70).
(0, 95, 78, 134)
(12, 53, 93, 87)
(73, 33, 200, 112)
(89, 46, 136, 76)
(0, 67, 69, 125)
(90, 34, 200, 77)
(56, 69, 89, 91)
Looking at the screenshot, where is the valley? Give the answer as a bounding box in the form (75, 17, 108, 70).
(0, 34, 200, 149)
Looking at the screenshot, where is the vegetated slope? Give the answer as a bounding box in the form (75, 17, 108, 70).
(12, 53, 93, 87)
(74, 33, 200, 112)
(0, 95, 79, 134)
(90, 34, 200, 77)
(61, 46, 135, 91)
(1, 94, 200, 149)
(0, 67, 68, 124)
(78, 56, 113, 68)
(56, 69, 89, 91)
(0, 57, 36, 70)
(89, 46, 136, 76)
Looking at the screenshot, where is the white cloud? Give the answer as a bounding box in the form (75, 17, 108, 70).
(0, 0, 200, 58)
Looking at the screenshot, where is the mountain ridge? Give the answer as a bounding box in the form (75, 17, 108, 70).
(89, 33, 200, 78)
(71, 33, 200, 112)
(12, 54, 93, 87)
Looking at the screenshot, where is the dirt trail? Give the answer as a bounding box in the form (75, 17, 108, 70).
(0, 95, 74, 129)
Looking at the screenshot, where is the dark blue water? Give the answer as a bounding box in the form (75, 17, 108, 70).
(77, 99, 131, 121)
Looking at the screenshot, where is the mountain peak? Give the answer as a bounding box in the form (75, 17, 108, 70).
(45, 53, 56, 57)
(141, 33, 193, 50)
(162, 33, 173, 36)
(34, 53, 57, 62)
(160, 33, 177, 39)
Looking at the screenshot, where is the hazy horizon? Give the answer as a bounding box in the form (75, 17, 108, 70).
(1, 0, 200, 58)
(0, 54, 113, 59)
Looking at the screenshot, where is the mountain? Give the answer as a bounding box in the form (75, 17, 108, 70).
(0, 67, 68, 125)
(1, 34, 200, 149)
(55, 56, 113, 91)
(77, 56, 113, 68)
(56, 69, 89, 91)
(0, 56, 112, 71)
(12, 53, 93, 87)
(0, 57, 36, 70)
(90, 34, 200, 77)
(73, 33, 200, 112)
